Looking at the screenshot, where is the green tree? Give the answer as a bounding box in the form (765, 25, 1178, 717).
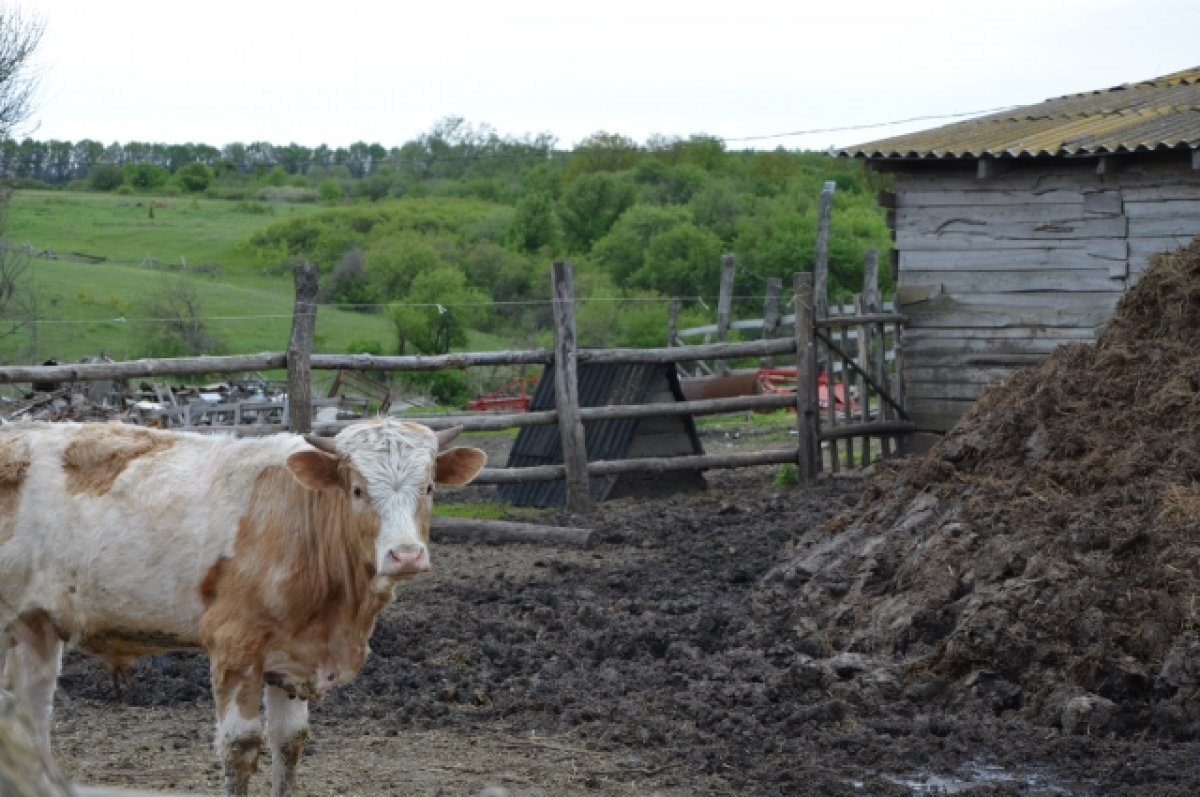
(321, 246, 379, 308)
(262, 165, 289, 186)
(175, 162, 214, 193)
(557, 172, 636, 252)
(0, 9, 43, 140)
(563, 132, 641, 181)
(508, 191, 560, 253)
(317, 179, 342, 203)
(575, 285, 669, 349)
(0, 10, 43, 357)
(86, 163, 124, 191)
(123, 163, 168, 190)
(135, 276, 227, 357)
(592, 204, 688, 287)
(387, 265, 487, 355)
(367, 235, 444, 300)
(461, 242, 534, 305)
(632, 159, 708, 205)
(689, 178, 744, 243)
(634, 223, 723, 297)
(731, 197, 814, 285)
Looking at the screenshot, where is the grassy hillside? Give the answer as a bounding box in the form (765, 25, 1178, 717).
(3, 191, 395, 362)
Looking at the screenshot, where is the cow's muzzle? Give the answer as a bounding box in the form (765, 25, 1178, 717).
(383, 544, 430, 576)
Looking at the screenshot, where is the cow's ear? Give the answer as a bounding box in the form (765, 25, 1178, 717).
(435, 447, 487, 486)
(287, 451, 341, 491)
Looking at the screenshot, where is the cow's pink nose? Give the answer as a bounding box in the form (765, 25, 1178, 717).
(387, 545, 430, 573)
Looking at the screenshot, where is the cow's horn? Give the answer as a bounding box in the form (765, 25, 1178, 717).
(435, 425, 463, 448)
(304, 433, 339, 454)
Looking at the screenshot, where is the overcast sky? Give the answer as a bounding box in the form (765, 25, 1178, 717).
(24, 0, 1200, 153)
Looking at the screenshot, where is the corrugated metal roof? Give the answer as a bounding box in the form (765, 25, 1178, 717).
(496, 362, 705, 508)
(840, 66, 1200, 160)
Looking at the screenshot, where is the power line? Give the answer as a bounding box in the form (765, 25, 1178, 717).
(2, 104, 1020, 176)
(714, 106, 1020, 144)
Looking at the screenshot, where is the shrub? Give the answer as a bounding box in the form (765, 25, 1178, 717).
(233, 200, 273, 215)
(87, 163, 124, 192)
(318, 179, 342, 203)
(123, 163, 169, 190)
(256, 186, 319, 203)
(400, 370, 471, 407)
(322, 247, 379, 308)
(175, 163, 214, 193)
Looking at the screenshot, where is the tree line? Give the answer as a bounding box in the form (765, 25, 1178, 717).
(0, 118, 555, 186)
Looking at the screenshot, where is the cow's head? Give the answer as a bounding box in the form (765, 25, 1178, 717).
(286, 420, 486, 581)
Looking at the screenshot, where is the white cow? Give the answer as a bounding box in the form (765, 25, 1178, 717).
(0, 419, 486, 796)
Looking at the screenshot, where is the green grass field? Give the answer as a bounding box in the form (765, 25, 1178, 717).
(3, 191, 394, 362)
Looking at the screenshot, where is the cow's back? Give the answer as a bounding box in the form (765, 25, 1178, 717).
(0, 422, 301, 653)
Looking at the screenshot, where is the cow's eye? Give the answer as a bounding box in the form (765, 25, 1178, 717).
(426, 484, 434, 495)
(353, 486, 364, 499)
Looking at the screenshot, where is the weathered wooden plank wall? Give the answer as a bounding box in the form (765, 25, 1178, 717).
(891, 153, 1200, 431)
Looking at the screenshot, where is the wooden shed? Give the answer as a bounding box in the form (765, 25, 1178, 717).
(841, 66, 1200, 432)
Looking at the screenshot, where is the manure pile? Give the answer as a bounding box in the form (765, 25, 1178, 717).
(760, 237, 1200, 740)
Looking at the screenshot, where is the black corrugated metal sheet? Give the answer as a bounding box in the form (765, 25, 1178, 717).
(496, 362, 706, 507)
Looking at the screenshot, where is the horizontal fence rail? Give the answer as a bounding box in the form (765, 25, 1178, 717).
(0, 261, 912, 502)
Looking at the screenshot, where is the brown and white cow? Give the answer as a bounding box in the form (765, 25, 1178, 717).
(0, 418, 486, 796)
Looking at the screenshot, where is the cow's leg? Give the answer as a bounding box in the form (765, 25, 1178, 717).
(4, 613, 63, 756)
(211, 664, 265, 797)
(265, 684, 309, 797)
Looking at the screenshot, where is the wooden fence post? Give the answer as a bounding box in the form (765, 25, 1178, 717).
(758, 277, 782, 369)
(551, 261, 592, 512)
(287, 261, 318, 434)
(667, 298, 680, 347)
(813, 181, 835, 320)
(715, 253, 736, 375)
(862, 249, 890, 458)
(793, 273, 819, 483)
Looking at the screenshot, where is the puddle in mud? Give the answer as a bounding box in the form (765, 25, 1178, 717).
(865, 761, 1097, 795)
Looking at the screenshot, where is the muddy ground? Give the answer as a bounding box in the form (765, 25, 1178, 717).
(44, 239, 1200, 797)
(46, 422, 1200, 796)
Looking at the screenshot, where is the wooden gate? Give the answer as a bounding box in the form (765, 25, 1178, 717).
(810, 296, 909, 472)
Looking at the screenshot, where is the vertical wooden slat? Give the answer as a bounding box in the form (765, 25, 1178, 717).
(715, 253, 736, 375)
(892, 320, 906, 440)
(837, 297, 854, 467)
(551, 261, 592, 513)
(287, 260, 318, 434)
(793, 273, 819, 483)
(758, 277, 782, 369)
(854, 294, 870, 467)
(861, 249, 892, 458)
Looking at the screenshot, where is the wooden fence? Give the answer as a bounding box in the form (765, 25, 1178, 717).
(0, 263, 912, 511)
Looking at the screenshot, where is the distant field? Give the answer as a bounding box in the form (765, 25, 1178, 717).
(2, 191, 394, 362)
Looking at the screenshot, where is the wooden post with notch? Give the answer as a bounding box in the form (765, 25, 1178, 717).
(551, 261, 592, 512)
(715, 253, 736, 375)
(813, 181, 835, 320)
(667, 298, 680, 347)
(793, 272, 819, 483)
(287, 260, 318, 434)
(759, 276, 782, 369)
